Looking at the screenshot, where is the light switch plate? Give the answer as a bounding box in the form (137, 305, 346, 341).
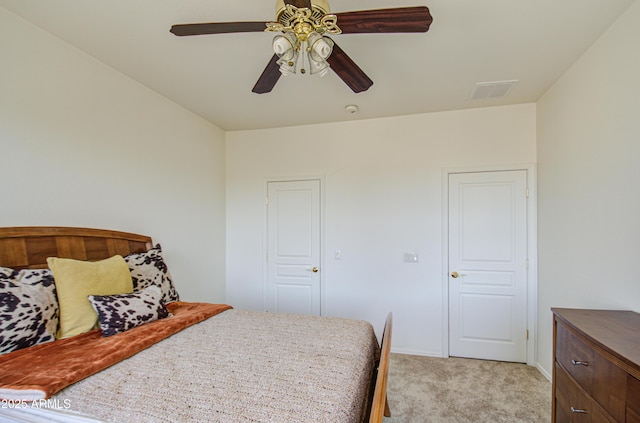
(403, 252, 419, 263)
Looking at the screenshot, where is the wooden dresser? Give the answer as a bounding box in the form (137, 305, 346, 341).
(552, 308, 640, 423)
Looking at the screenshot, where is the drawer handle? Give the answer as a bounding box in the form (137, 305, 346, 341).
(571, 359, 589, 366)
(571, 407, 587, 414)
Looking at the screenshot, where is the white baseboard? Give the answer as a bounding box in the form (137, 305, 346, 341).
(390, 348, 445, 357)
(535, 362, 552, 381)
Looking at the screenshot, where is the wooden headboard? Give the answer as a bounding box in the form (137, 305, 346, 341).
(0, 227, 153, 270)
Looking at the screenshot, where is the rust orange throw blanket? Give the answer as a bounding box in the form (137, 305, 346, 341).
(0, 302, 232, 401)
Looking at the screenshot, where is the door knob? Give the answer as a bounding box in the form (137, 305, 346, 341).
(312, 267, 319, 273)
(451, 271, 459, 278)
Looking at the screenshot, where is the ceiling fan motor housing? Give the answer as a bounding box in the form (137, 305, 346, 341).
(275, 0, 331, 26)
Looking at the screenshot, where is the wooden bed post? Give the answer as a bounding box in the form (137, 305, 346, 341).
(369, 312, 392, 423)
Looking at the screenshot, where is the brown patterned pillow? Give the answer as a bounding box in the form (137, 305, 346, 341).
(124, 245, 180, 304)
(88, 285, 170, 337)
(0, 267, 59, 354)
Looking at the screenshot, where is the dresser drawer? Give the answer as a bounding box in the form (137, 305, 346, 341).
(554, 363, 615, 423)
(556, 322, 627, 421)
(628, 375, 640, 423)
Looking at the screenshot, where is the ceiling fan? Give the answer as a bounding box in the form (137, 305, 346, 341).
(170, 0, 433, 94)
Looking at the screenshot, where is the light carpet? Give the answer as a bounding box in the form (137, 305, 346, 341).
(385, 354, 551, 423)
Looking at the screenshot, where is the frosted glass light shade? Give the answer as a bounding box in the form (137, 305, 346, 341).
(308, 32, 333, 61)
(273, 33, 296, 61)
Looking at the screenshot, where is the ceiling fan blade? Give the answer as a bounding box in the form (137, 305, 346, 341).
(252, 54, 282, 94)
(335, 6, 433, 34)
(170, 21, 268, 36)
(327, 41, 373, 93)
(284, 0, 312, 8)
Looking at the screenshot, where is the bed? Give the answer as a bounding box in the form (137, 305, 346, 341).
(0, 227, 392, 423)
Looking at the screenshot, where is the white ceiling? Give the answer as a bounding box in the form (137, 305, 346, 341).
(0, 0, 635, 131)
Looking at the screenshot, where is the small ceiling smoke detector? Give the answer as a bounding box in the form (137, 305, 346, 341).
(470, 80, 519, 100)
(345, 104, 359, 114)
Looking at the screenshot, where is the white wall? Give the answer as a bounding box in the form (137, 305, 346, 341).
(226, 104, 536, 355)
(0, 8, 227, 302)
(536, 1, 640, 376)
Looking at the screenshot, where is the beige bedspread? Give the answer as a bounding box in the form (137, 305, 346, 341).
(50, 310, 378, 423)
(0, 302, 232, 401)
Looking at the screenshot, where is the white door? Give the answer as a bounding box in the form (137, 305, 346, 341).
(266, 180, 321, 315)
(448, 170, 528, 362)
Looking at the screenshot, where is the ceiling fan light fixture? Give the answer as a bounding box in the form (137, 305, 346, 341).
(308, 54, 330, 77)
(278, 58, 298, 76)
(273, 32, 297, 60)
(272, 31, 333, 77)
(273, 33, 299, 75)
(307, 32, 333, 76)
(308, 32, 333, 61)
(267, 0, 341, 78)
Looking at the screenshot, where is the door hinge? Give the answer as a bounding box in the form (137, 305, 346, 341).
(265, 196, 269, 205)
(526, 329, 529, 341)
(526, 259, 529, 269)
(526, 188, 529, 198)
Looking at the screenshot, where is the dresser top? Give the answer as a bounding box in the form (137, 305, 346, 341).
(552, 308, 640, 374)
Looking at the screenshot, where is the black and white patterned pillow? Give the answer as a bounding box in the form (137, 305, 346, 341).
(0, 267, 59, 355)
(124, 245, 180, 304)
(88, 285, 170, 337)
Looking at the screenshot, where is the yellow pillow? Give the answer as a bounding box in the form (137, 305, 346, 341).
(47, 255, 133, 339)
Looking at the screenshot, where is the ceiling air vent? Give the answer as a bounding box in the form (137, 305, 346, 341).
(470, 80, 518, 100)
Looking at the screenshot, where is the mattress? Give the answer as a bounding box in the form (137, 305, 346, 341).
(7, 309, 378, 423)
